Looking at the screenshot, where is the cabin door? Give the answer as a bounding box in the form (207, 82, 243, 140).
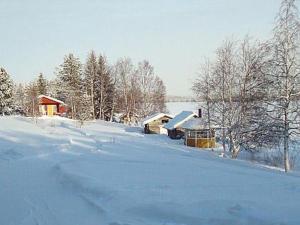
(47, 105, 55, 116)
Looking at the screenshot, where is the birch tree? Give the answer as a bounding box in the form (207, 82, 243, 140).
(114, 58, 135, 123)
(24, 82, 39, 117)
(151, 76, 167, 113)
(232, 38, 271, 157)
(192, 59, 214, 131)
(134, 60, 167, 117)
(212, 40, 238, 155)
(268, 0, 300, 172)
(193, 38, 271, 158)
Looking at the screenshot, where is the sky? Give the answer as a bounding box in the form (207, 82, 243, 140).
(0, 0, 289, 96)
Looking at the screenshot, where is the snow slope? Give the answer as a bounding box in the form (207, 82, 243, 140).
(0, 116, 300, 225)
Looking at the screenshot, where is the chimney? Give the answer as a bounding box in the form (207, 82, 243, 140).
(198, 109, 202, 118)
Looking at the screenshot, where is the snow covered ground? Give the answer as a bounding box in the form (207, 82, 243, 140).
(0, 116, 300, 225)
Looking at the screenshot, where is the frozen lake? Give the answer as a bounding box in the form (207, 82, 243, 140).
(166, 102, 203, 116)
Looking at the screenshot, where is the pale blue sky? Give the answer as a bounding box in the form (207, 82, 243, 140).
(0, 0, 289, 95)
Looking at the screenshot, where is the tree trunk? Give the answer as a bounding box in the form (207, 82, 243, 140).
(91, 81, 95, 120)
(222, 126, 226, 153)
(232, 143, 240, 159)
(110, 103, 115, 122)
(284, 110, 290, 172)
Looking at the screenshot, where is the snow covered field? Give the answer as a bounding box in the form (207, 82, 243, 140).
(1, 116, 300, 225)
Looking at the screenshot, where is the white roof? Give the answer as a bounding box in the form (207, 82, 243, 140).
(142, 113, 173, 125)
(180, 118, 212, 130)
(164, 111, 197, 130)
(38, 95, 65, 104)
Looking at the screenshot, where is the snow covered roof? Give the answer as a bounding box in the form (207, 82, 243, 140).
(164, 111, 197, 130)
(142, 113, 173, 125)
(180, 118, 218, 130)
(38, 95, 65, 104)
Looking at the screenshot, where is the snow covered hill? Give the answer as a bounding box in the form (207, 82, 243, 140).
(0, 116, 300, 225)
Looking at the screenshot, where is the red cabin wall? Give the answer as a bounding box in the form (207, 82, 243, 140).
(59, 105, 67, 114)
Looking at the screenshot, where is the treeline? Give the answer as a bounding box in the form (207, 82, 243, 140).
(193, 0, 300, 172)
(0, 52, 166, 123)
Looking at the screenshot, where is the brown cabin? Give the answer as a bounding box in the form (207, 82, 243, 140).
(164, 111, 198, 139)
(142, 113, 173, 134)
(38, 95, 67, 117)
(182, 118, 217, 149)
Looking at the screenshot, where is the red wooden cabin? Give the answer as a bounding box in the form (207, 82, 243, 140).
(38, 95, 67, 117)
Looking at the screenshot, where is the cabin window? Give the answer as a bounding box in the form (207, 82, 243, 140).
(187, 130, 215, 139)
(162, 120, 169, 124)
(187, 131, 196, 138)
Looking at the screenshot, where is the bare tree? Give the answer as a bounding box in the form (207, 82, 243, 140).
(136, 60, 167, 117)
(193, 38, 271, 158)
(24, 82, 39, 117)
(212, 40, 238, 155)
(114, 58, 136, 123)
(192, 59, 214, 134)
(268, 0, 300, 172)
(232, 38, 272, 157)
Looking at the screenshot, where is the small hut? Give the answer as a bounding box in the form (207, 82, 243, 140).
(164, 111, 198, 139)
(181, 118, 216, 149)
(38, 95, 67, 117)
(142, 113, 173, 134)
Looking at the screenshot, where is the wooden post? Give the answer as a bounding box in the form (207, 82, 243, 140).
(185, 130, 188, 146)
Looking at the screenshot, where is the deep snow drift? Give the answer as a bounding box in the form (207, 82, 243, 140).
(0, 116, 300, 225)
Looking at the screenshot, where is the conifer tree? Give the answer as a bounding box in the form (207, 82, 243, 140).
(12, 83, 26, 115)
(0, 67, 13, 115)
(95, 55, 114, 120)
(84, 51, 98, 119)
(36, 73, 47, 95)
(57, 53, 83, 119)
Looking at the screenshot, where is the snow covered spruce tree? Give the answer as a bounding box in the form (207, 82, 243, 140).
(36, 73, 47, 96)
(84, 52, 115, 121)
(57, 53, 88, 120)
(12, 83, 26, 115)
(0, 67, 13, 115)
(94, 54, 114, 121)
(266, 0, 300, 172)
(84, 51, 98, 120)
